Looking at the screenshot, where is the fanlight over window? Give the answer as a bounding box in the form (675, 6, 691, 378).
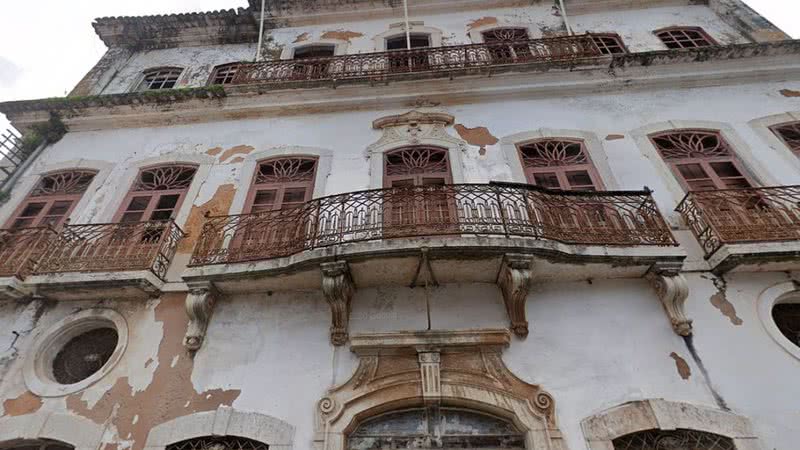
(6, 170, 96, 229)
(116, 165, 198, 223)
(209, 63, 241, 85)
(386, 33, 431, 50)
(0, 440, 74, 450)
(482, 27, 530, 43)
(771, 121, 800, 156)
(773, 302, 800, 348)
(294, 45, 336, 59)
(348, 408, 525, 450)
(384, 146, 451, 187)
(650, 130, 754, 191)
(137, 67, 183, 91)
(655, 27, 716, 49)
(245, 157, 318, 213)
(166, 436, 269, 450)
(612, 429, 735, 450)
(517, 139, 603, 190)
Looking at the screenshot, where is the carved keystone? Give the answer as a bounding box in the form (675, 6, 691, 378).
(321, 261, 355, 346)
(497, 254, 534, 338)
(418, 350, 441, 403)
(647, 262, 693, 336)
(184, 281, 218, 352)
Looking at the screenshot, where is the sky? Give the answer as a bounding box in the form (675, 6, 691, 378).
(0, 0, 797, 131)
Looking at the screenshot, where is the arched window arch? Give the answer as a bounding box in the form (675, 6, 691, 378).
(517, 139, 604, 190)
(770, 121, 800, 156)
(6, 170, 97, 229)
(348, 407, 525, 449)
(166, 436, 269, 450)
(208, 63, 241, 85)
(0, 439, 74, 450)
(612, 429, 734, 450)
(649, 129, 755, 191)
(383, 146, 452, 187)
(114, 164, 198, 223)
(655, 27, 716, 49)
(137, 67, 184, 91)
(244, 156, 318, 213)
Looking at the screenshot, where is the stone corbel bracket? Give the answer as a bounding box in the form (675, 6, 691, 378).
(321, 261, 355, 346)
(184, 281, 218, 352)
(497, 254, 534, 338)
(647, 262, 692, 336)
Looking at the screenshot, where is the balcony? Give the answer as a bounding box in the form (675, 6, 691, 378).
(185, 183, 682, 294)
(231, 34, 602, 87)
(26, 220, 185, 300)
(677, 186, 800, 273)
(0, 227, 56, 299)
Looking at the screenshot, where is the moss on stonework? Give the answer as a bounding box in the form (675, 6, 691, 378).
(20, 112, 67, 153)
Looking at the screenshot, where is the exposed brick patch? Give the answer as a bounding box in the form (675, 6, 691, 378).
(454, 124, 498, 155)
(710, 277, 743, 326)
(605, 134, 625, 141)
(177, 184, 237, 253)
(206, 147, 223, 156)
(321, 30, 363, 42)
(780, 89, 800, 97)
(293, 32, 310, 43)
(467, 17, 498, 31)
(2, 391, 42, 417)
(228, 157, 246, 164)
(669, 352, 691, 380)
(219, 145, 255, 163)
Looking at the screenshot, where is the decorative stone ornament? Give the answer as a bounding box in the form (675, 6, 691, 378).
(418, 350, 441, 403)
(321, 261, 355, 346)
(497, 254, 534, 338)
(647, 262, 692, 336)
(184, 281, 218, 352)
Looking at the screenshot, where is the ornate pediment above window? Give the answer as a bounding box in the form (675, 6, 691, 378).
(369, 110, 463, 150)
(314, 329, 565, 450)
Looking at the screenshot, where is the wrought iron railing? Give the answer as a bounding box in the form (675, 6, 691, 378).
(34, 220, 185, 280)
(232, 34, 602, 85)
(191, 183, 676, 266)
(676, 185, 800, 257)
(0, 128, 35, 190)
(0, 227, 57, 278)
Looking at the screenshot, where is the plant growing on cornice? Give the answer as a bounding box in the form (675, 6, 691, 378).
(20, 112, 67, 153)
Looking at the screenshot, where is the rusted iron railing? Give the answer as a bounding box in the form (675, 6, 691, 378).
(232, 34, 602, 85)
(0, 128, 35, 190)
(34, 220, 185, 280)
(676, 185, 800, 257)
(191, 183, 676, 266)
(0, 227, 58, 278)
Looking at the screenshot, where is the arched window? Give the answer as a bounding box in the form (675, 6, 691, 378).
(0, 441, 73, 450)
(517, 139, 603, 190)
(209, 63, 241, 85)
(114, 165, 197, 223)
(773, 301, 800, 348)
(770, 121, 800, 156)
(612, 429, 734, 450)
(348, 407, 525, 450)
(655, 27, 716, 49)
(244, 157, 318, 213)
(649, 130, 754, 191)
(137, 67, 184, 91)
(6, 170, 96, 229)
(384, 146, 452, 187)
(386, 33, 431, 50)
(591, 33, 628, 55)
(166, 436, 269, 450)
(294, 45, 336, 59)
(291, 45, 336, 79)
(482, 28, 531, 62)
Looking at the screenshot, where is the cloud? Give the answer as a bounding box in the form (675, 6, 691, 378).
(0, 56, 22, 88)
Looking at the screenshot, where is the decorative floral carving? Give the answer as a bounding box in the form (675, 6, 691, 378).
(31, 170, 96, 196)
(650, 130, 732, 160)
(519, 139, 589, 167)
(256, 157, 317, 184)
(318, 397, 336, 415)
(134, 165, 197, 191)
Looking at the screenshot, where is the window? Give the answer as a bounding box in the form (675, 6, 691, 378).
(386, 33, 431, 50)
(0, 440, 74, 450)
(209, 63, 241, 85)
(384, 146, 451, 187)
(592, 33, 628, 55)
(52, 327, 118, 385)
(348, 407, 524, 450)
(655, 27, 716, 49)
(166, 436, 269, 450)
(482, 28, 532, 62)
(137, 67, 183, 91)
(244, 157, 317, 213)
(482, 27, 530, 43)
(773, 302, 800, 348)
(293, 45, 335, 59)
(115, 165, 197, 223)
(517, 139, 603, 190)
(771, 121, 800, 156)
(291, 45, 336, 79)
(612, 429, 734, 450)
(385, 34, 431, 72)
(650, 130, 754, 191)
(6, 170, 96, 229)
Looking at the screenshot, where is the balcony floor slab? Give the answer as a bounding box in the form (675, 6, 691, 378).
(26, 270, 164, 301)
(708, 241, 800, 274)
(0, 276, 32, 300)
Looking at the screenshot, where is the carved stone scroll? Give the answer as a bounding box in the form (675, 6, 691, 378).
(647, 262, 692, 336)
(497, 254, 534, 338)
(321, 261, 355, 346)
(184, 281, 218, 352)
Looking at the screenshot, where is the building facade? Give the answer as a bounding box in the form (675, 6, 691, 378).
(0, 1, 799, 449)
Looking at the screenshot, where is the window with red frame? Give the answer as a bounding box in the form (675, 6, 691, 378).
(5, 170, 96, 229)
(655, 27, 716, 49)
(591, 34, 628, 55)
(482, 28, 532, 61)
(383, 146, 452, 188)
(649, 130, 754, 190)
(244, 157, 318, 213)
(114, 165, 197, 223)
(771, 121, 800, 156)
(209, 63, 241, 85)
(517, 139, 604, 190)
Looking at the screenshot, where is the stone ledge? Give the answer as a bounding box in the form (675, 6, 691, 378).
(350, 329, 512, 355)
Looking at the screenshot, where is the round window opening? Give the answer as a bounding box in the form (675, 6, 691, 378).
(52, 327, 118, 385)
(772, 302, 800, 348)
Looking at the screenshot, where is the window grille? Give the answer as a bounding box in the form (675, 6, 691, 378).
(6, 170, 96, 229)
(592, 34, 628, 55)
(52, 327, 118, 385)
(384, 146, 451, 187)
(518, 139, 603, 190)
(166, 436, 269, 450)
(482, 28, 530, 43)
(209, 63, 241, 85)
(771, 121, 800, 155)
(650, 130, 754, 191)
(612, 429, 735, 450)
(138, 67, 183, 91)
(773, 303, 800, 347)
(655, 27, 716, 49)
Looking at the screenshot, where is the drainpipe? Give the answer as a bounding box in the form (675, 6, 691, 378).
(558, 0, 574, 36)
(255, 0, 267, 62)
(403, 0, 412, 49)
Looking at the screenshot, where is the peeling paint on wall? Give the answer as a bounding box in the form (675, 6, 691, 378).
(178, 184, 237, 253)
(710, 277, 743, 326)
(605, 134, 625, 141)
(2, 391, 42, 417)
(293, 32, 310, 43)
(227, 157, 246, 165)
(780, 89, 800, 98)
(467, 17, 498, 31)
(669, 352, 691, 380)
(66, 294, 240, 450)
(321, 30, 364, 42)
(206, 147, 223, 156)
(219, 145, 255, 163)
(454, 124, 498, 155)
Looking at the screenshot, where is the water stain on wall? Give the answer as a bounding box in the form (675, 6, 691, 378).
(2, 391, 42, 417)
(66, 294, 241, 450)
(669, 352, 691, 380)
(177, 184, 237, 253)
